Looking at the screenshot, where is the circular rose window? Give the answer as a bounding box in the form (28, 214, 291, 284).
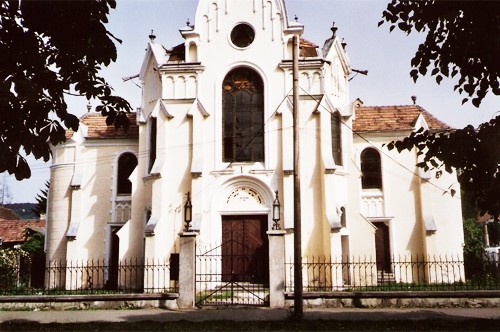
(230, 23, 255, 48)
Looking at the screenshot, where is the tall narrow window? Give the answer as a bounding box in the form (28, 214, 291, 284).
(222, 68, 264, 162)
(331, 111, 343, 166)
(340, 206, 347, 228)
(117, 153, 138, 195)
(361, 148, 382, 189)
(148, 117, 157, 173)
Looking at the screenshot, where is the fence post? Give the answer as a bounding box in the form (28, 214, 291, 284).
(178, 232, 197, 309)
(267, 230, 286, 308)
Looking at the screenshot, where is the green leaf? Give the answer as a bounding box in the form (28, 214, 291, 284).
(410, 69, 419, 83)
(15, 155, 31, 180)
(105, 111, 117, 126)
(398, 22, 409, 31)
(0, 0, 131, 180)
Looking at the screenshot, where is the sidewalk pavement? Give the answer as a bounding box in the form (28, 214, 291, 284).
(0, 307, 499, 324)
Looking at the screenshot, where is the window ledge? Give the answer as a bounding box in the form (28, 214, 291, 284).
(249, 169, 274, 175)
(115, 195, 132, 201)
(211, 169, 235, 177)
(142, 173, 161, 182)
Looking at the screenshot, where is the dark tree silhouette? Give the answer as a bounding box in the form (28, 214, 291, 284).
(380, 0, 500, 217)
(0, 0, 131, 180)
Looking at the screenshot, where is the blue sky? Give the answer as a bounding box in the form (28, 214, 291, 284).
(4, 0, 498, 203)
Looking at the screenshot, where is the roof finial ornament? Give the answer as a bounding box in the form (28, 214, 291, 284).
(411, 95, 417, 105)
(341, 38, 347, 50)
(186, 18, 190, 26)
(294, 15, 298, 22)
(87, 102, 91, 113)
(148, 29, 156, 42)
(331, 22, 338, 38)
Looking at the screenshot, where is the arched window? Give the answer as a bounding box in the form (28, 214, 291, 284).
(360, 148, 382, 189)
(148, 117, 157, 173)
(222, 68, 264, 162)
(117, 152, 138, 195)
(331, 111, 342, 166)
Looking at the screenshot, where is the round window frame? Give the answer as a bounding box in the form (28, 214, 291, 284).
(230, 23, 256, 49)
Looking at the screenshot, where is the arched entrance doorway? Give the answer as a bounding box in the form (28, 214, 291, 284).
(196, 178, 273, 307)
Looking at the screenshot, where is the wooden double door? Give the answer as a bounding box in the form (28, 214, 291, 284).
(221, 215, 269, 284)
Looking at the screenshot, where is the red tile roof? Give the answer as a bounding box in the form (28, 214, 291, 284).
(300, 38, 319, 57)
(67, 112, 138, 140)
(165, 39, 319, 60)
(168, 43, 185, 62)
(353, 105, 452, 133)
(0, 219, 45, 244)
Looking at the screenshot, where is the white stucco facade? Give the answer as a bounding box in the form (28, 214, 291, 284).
(46, 0, 464, 291)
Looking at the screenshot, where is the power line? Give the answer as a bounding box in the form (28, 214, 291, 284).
(298, 88, 461, 200)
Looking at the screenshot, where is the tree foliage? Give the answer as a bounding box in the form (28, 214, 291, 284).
(379, 0, 499, 106)
(21, 231, 45, 255)
(387, 118, 500, 217)
(381, 1, 500, 217)
(0, 0, 131, 180)
(462, 218, 484, 258)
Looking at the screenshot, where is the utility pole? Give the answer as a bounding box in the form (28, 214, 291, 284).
(292, 34, 303, 320)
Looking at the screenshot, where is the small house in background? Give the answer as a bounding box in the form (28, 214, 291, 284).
(0, 207, 46, 248)
(0, 207, 46, 288)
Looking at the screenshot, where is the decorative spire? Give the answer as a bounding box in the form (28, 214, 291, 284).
(411, 95, 417, 105)
(186, 18, 190, 26)
(148, 29, 156, 42)
(86, 102, 91, 113)
(331, 22, 338, 38)
(341, 38, 347, 50)
(294, 15, 298, 22)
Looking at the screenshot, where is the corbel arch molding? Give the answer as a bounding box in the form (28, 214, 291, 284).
(208, 175, 275, 240)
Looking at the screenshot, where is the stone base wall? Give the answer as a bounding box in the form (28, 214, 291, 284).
(286, 297, 500, 309)
(0, 299, 179, 311)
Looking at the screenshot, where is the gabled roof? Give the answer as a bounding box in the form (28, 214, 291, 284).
(0, 219, 45, 244)
(353, 105, 452, 133)
(76, 112, 139, 140)
(150, 42, 168, 65)
(139, 41, 168, 81)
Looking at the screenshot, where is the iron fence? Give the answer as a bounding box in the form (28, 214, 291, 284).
(195, 242, 270, 307)
(0, 258, 178, 295)
(285, 254, 500, 292)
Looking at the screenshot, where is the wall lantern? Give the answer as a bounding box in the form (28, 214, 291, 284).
(184, 191, 193, 232)
(272, 190, 281, 230)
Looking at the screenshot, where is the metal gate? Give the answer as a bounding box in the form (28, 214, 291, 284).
(195, 215, 269, 307)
